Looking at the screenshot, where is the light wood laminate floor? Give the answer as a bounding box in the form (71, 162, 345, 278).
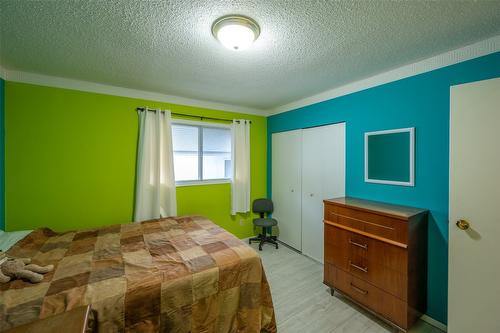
(248, 241, 444, 333)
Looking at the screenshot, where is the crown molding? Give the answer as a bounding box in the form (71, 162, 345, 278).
(2, 34, 498, 116)
(3, 69, 267, 116)
(269, 35, 500, 116)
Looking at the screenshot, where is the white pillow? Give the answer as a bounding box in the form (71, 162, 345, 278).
(0, 230, 32, 252)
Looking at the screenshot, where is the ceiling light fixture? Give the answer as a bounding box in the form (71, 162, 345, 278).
(212, 15, 260, 51)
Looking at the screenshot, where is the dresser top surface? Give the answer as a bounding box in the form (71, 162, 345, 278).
(324, 197, 427, 219)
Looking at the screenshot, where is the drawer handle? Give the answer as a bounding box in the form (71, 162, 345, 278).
(349, 261, 368, 273)
(350, 283, 368, 295)
(349, 239, 368, 250)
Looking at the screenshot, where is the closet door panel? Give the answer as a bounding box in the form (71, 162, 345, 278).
(301, 127, 324, 260)
(272, 130, 302, 251)
(301, 123, 345, 262)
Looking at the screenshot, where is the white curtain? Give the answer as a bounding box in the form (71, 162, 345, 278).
(134, 108, 177, 222)
(231, 119, 251, 215)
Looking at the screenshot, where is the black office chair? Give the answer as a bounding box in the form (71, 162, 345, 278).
(248, 198, 279, 251)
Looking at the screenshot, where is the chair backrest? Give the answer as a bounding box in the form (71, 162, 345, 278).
(252, 198, 274, 217)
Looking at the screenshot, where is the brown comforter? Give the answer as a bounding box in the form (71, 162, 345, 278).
(0, 216, 276, 332)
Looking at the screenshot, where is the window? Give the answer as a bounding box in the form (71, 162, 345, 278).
(172, 121, 232, 184)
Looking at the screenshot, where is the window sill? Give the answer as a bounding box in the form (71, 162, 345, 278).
(176, 179, 231, 187)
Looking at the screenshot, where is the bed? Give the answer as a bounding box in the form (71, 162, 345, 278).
(0, 216, 277, 332)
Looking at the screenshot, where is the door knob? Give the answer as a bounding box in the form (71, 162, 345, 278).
(310, 193, 314, 197)
(456, 219, 470, 230)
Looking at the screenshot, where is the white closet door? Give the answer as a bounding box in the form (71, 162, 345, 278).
(272, 130, 302, 251)
(301, 123, 345, 262)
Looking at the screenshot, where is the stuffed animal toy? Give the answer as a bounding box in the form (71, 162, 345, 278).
(0, 251, 54, 283)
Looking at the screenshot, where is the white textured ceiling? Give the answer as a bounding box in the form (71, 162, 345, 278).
(1, 1, 499, 112)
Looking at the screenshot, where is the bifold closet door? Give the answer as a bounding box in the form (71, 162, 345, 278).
(272, 130, 302, 251)
(301, 123, 345, 262)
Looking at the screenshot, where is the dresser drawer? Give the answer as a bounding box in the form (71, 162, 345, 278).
(325, 204, 408, 245)
(327, 264, 407, 329)
(325, 247, 407, 300)
(324, 224, 407, 273)
(324, 224, 407, 299)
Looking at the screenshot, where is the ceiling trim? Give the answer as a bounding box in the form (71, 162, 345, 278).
(3, 69, 267, 116)
(269, 35, 500, 115)
(1, 35, 499, 116)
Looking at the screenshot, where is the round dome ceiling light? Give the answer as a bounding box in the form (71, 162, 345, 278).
(212, 15, 260, 51)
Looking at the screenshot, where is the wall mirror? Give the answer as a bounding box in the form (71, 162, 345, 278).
(365, 127, 415, 186)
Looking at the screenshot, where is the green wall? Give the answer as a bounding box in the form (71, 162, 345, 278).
(0, 79, 4, 230)
(5, 82, 266, 238)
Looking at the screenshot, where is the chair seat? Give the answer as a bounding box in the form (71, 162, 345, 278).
(253, 218, 277, 227)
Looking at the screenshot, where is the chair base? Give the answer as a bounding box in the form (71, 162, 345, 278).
(249, 229, 278, 251)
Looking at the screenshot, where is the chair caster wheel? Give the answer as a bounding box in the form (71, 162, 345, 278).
(275, 244, 278, 249)
(259, 246, 262, 251)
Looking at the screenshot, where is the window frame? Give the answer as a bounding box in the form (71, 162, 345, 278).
(172, 119, 232, 186)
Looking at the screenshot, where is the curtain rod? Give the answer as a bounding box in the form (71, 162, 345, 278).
(136, 107, 251, 124)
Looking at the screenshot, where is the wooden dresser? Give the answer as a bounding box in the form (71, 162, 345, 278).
(323, 197, 428, 332)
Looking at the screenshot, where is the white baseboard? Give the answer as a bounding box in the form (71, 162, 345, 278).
(0, 65, 6, 80)
(421, 314, 447, 332)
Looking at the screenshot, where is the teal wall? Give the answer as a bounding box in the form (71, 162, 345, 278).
(0, 78, 4, 230)
(267, 51, 500, 324)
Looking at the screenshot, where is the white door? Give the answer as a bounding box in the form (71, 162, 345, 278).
(302, 123, 345, 262)
(449, 77, 500, 332)
(272, 130, 302, 250)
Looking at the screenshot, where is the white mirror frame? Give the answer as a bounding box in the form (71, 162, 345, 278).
(364, 127, 415, 187)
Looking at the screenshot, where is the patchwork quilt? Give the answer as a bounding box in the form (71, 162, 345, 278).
(0, 216, 276, 332)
